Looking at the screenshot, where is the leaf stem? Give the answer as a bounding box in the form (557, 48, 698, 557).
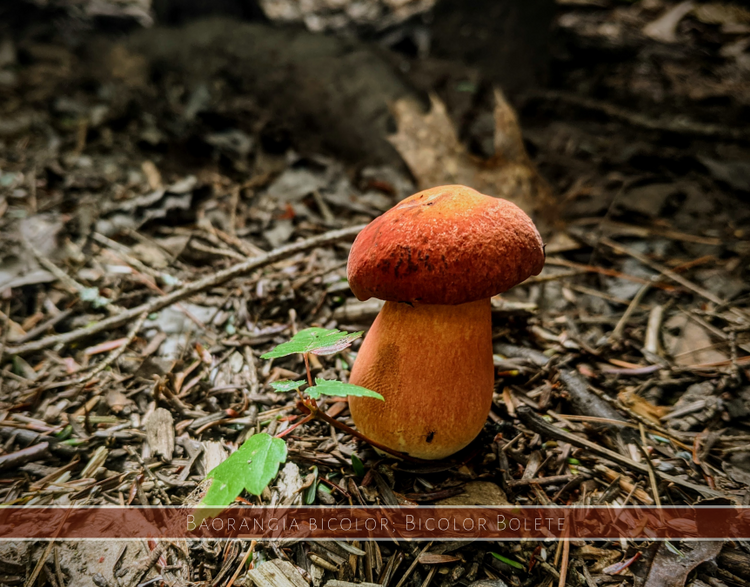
(275, 413, 315, 439)
(303, 353, 313, 388)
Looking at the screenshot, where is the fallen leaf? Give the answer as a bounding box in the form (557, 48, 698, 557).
(436, 481, 509, 506)
(575, 545, 622, 573)
(665, 314, 728, 366)
(388, 89, 556, 234)
(631, 541, 722, 587)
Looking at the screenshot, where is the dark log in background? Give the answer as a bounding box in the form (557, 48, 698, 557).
(3, 0, 555, 167)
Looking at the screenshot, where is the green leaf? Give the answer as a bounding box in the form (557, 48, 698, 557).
(351, 454, 365, 478)
(198, 433, 287, 511)
(55, 426, 73, 440)
(490, 552, 525, 570)
(308, 379, 384, 401)
(270, 380, 306, 393)
(260, 328, 362, 359)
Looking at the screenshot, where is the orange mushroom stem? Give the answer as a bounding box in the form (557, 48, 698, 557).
(349, 298, 493, 459)
(346, 185, 545, 460)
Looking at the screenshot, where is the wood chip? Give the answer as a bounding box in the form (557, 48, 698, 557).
(247, 560, 308, 587)
(145, 407, 175, 462)
(200, 441, 227, 476)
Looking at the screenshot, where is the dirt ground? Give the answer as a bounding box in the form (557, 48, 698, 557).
(1, 0, 750, 586)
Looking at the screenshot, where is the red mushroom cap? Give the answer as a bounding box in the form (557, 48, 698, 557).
(347, 185, 545, 305)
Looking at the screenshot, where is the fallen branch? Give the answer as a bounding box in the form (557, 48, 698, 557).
(6, 225, 365, 357)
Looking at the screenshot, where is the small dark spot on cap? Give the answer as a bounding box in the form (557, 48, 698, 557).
(426, 431, 435, 443)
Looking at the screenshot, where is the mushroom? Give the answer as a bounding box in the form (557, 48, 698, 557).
(346, 185, 545, 460)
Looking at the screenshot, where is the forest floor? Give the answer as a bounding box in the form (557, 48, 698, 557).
(1, 1, 750, 586)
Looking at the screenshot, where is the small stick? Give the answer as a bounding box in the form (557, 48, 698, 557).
(22, 233, 119, 314)
(610, 282, 651, 341)
(644, 305, 664, 354)
(558, 536, 570, 587)
(13, 308, 74, 345)
(600, 236, 726, 308)
(394, 542, 433, 587)
(595, 465, 653, 505)
(636, 423, 662, 508)
(226, 540, 258, 587)
(507, 474, 577, 488)
(0, 442, 50, 471)
(125, 445, 172, 505)
(68, 311, 149, 386)
(7, 224, 365, 357)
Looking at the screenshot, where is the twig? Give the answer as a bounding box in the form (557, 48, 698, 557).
(190, 239, 246, 261)
(571, 218, 723, 246)
(7, 225, 366, 357)
(394, 542, 433, 587)
(507, 474, 578, 488)
(125, 445, 172, 505)
(610, 282, 652, 341)
(0, 442, 50, 471)
(546, 257, 673, 291)
(22, 233, 117, 313)
(644, 305, 664, 355)
(92, 232, 164, 280)
(24, 508, 73, 587)
(54, 547, 65, 587)
(600, 237, 737, 311)
(636, 423, 662, 508)
(226, 541, 256, 587)
(127, 543, 166, 587)
(558, 536, 570, 587)
(26, 539, 57, 587)
(13, 308, 74, 345)
(69, 311, 149, 385)
(95, 237, 209, 333)
(516, 406, 724, 498)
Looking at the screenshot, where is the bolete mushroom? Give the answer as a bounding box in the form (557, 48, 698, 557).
(346, 185, 545, 460)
